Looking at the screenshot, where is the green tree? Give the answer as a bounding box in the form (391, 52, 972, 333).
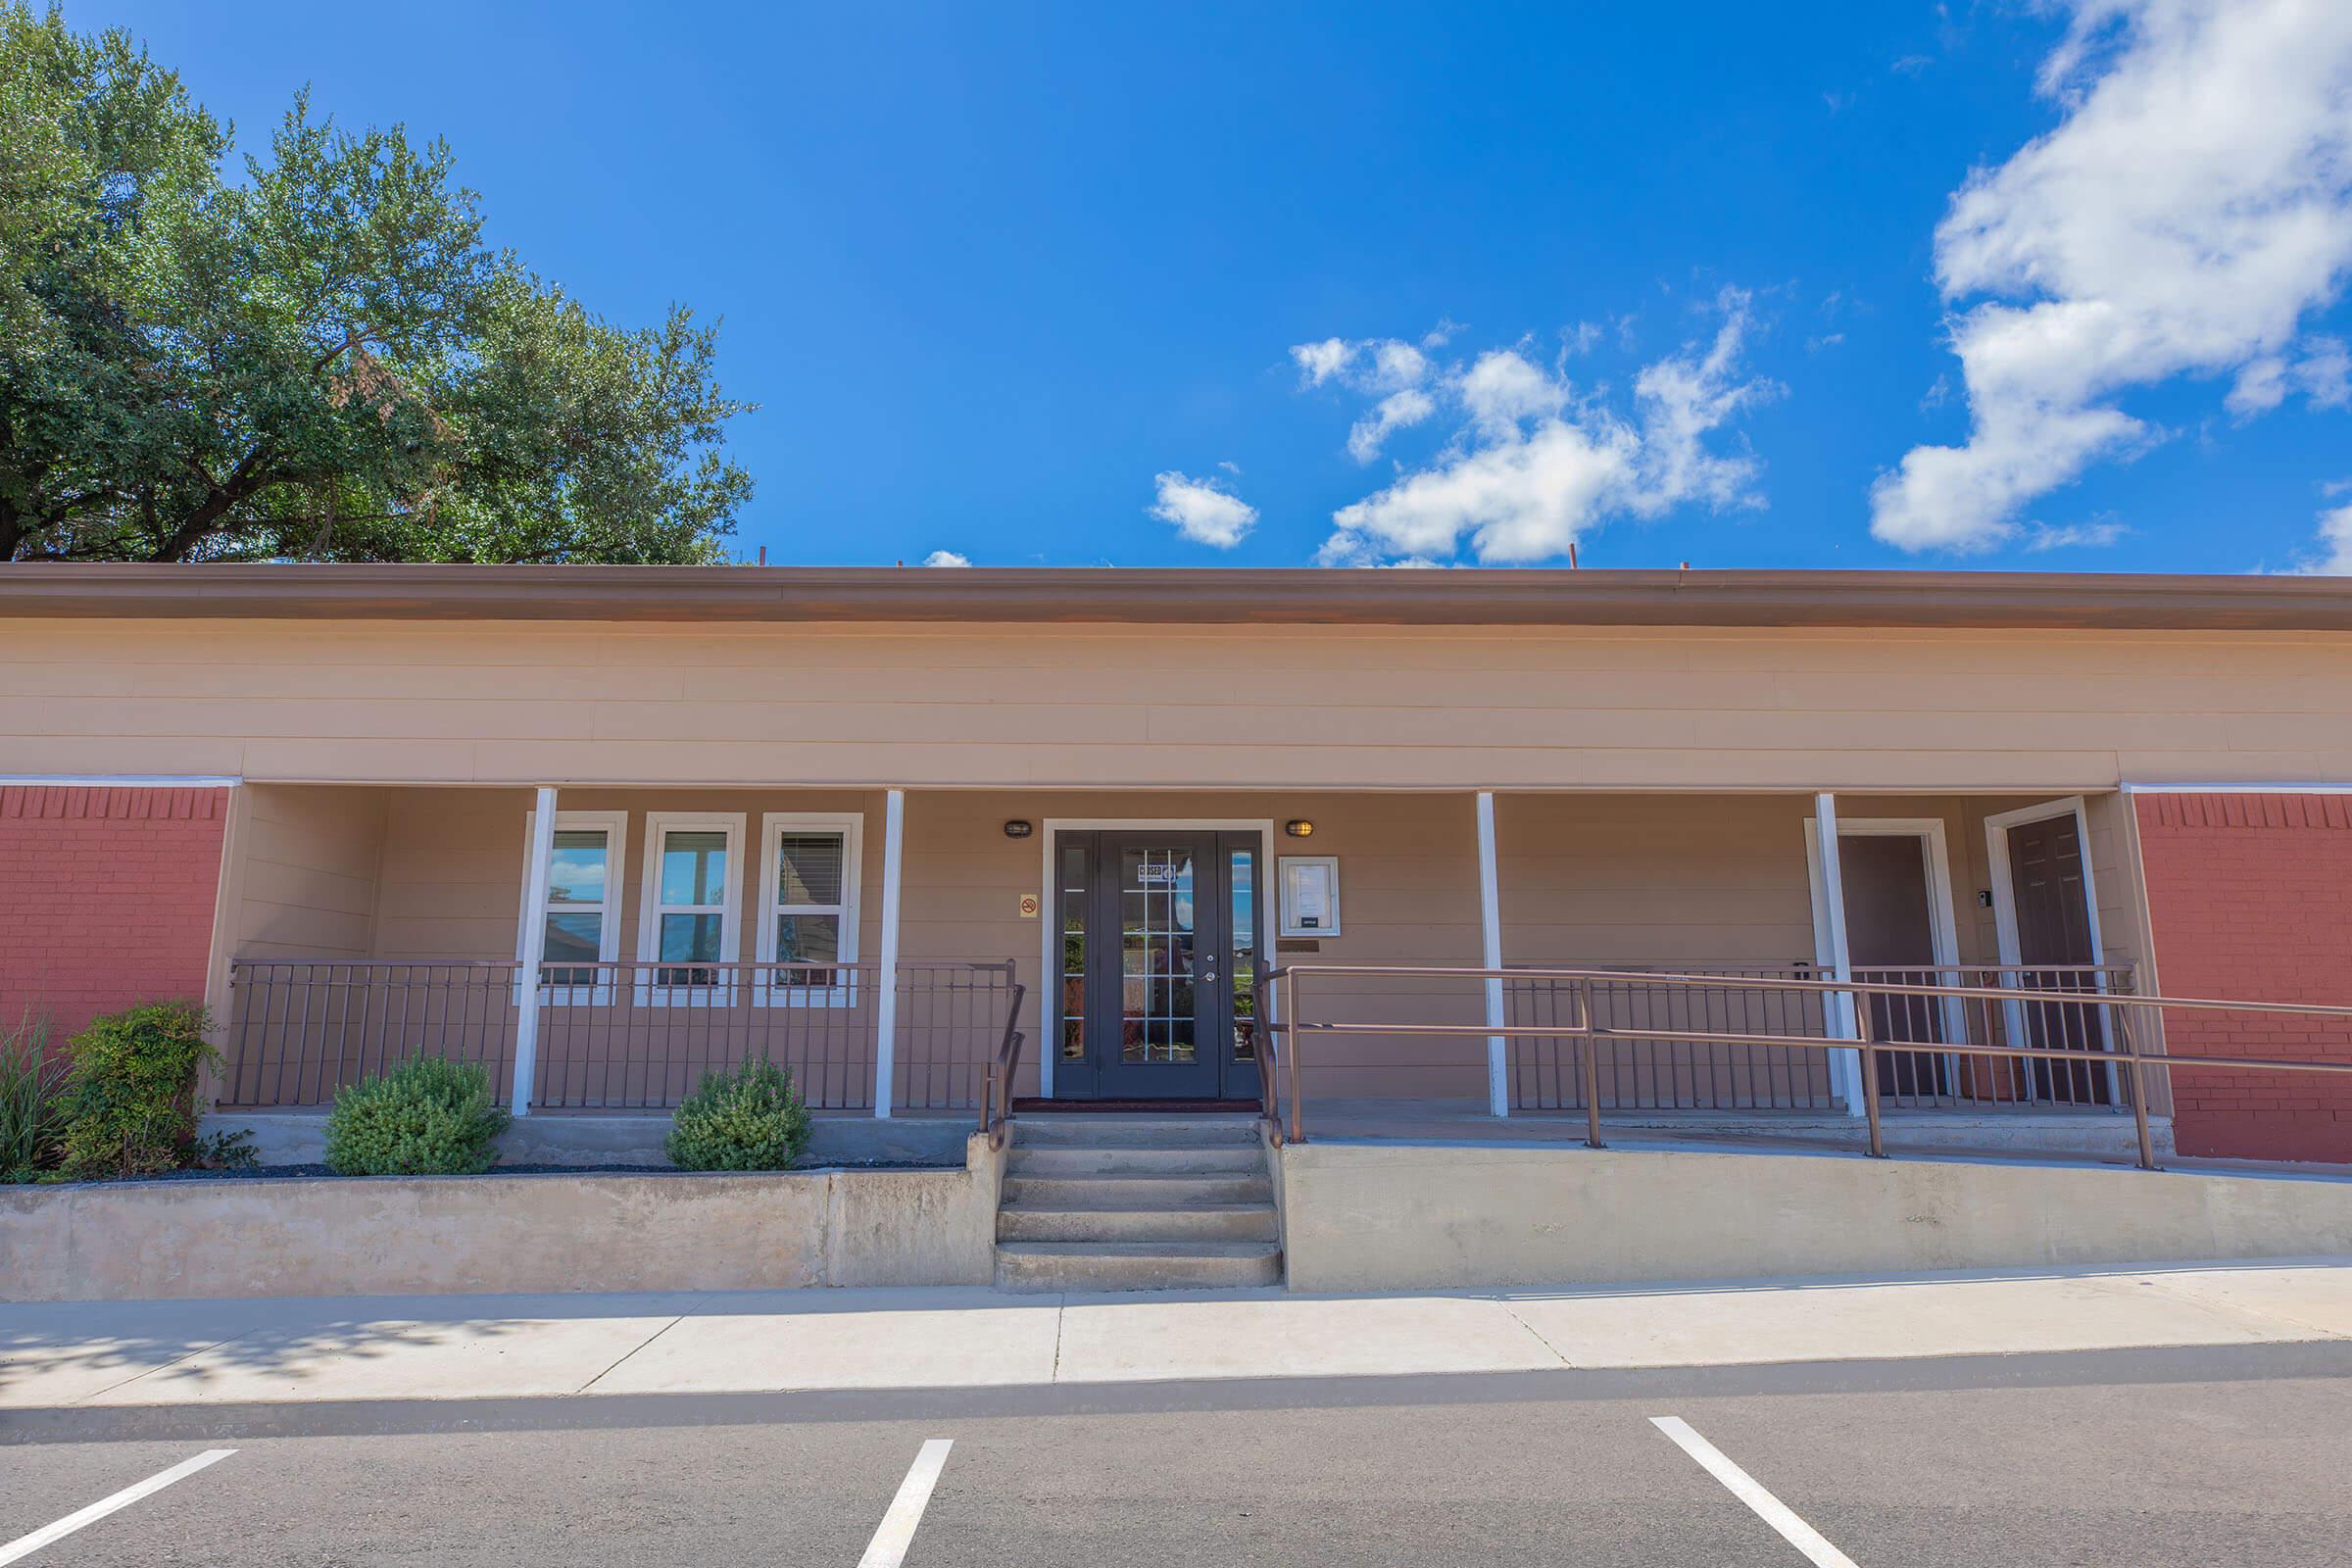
(0, 4, 751, 563)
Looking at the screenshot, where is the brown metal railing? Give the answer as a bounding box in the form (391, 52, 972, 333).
(978, 986, 1029, 1151)
(1508, 964, 1838, 1111)
(1265, 962, 2352, 1168)
(1847, 963, 2136, 1109)
(223, 957, 1019, 1113)
(1504, 962, 2137, 1113)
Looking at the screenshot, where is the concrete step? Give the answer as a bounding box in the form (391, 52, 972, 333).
(1011, 1115, 1261, 1149)
(1007, 1144, 1265, 1176)
(1001, 1171, 1273, 1206)
(994, 1241, 1284, 1293)
(997, 1201, 1280, 1244)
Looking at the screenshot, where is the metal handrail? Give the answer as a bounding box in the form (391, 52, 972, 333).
(979, 977, 1028, 1151)
(1253, 1033, 1285, 1150)
(1264, 962, 2352, 1168)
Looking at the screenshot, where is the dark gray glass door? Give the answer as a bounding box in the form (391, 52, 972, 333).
(1054, 830, 1260, 1101)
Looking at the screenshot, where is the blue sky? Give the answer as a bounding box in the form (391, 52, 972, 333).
(78, 1, 2352, 572)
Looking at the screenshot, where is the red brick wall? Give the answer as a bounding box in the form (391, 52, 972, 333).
(0, 785, 230, 1049)
(2134, 792, 2352, 1163)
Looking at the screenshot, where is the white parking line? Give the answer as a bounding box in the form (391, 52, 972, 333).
(857, 1438, 954, 1568)
(1648, 1416, 1858, 1568)
(0, 1448, 236, 1565)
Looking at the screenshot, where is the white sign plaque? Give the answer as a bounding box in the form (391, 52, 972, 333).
(1279, 856, 1342, 938)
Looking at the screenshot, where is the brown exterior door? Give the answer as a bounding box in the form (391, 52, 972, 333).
(2005, 811, 2109, 1103)
(1837, 832, 1950, 1098)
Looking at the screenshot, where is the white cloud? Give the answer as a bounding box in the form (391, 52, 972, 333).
(1288, 333, 1436, 397)
(1290, 338, 1349, 386)
(1460, 349, 1565, 432)
(1367, 341, 1427, 391)
(2227, 337, 2351, 416)
(1311, 290, 1775, 565)
(2226, 356, 2291, 417)
(1324, 418, 1637, 564)
(921, 550, 970, 567)
(2298, 501, 2352, 572)
(1347, 388, 1438, 463)
(1149, 469, 1259, 548)
(1872, 0, 2352, 552)
(2024, 518, 2129, 551)
(1630, 292, 1774, 514)
(2297, 336, 2351, 408)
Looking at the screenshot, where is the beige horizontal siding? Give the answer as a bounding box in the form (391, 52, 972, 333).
(232, 785, 385, 959)
(4, 619, 2352, 790)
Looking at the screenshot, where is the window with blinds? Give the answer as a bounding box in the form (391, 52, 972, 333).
(760, 814, 862, 1002)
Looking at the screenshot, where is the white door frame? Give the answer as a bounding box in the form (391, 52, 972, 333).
(1804, 814, 1968, 1102)
(1036, 816, 1277, 1099)
(1983, 795, 2116, 1101)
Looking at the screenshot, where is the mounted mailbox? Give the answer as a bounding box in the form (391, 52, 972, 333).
(1279, 855, 1342, 938)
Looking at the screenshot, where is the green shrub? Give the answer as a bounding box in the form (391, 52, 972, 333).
(666, 1056, 809, 1171)
(0, 1013, 67, 1182)
(57, 1002, 215, 1181)
(324, 1055, 511, 1176)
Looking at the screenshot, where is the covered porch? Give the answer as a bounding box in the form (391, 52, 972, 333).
(208, 781, 2159, 1152)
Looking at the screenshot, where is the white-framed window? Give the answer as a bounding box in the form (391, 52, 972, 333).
(636, 811, 746, 1004)
(515, 808, 628, 1004)
(756, 812, 863, 1004)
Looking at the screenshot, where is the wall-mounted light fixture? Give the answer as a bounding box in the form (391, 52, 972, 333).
(1003, 819, 1034, 839)
(1285, 819, 1315, 838)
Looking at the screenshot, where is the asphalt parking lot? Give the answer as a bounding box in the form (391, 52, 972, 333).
(5, 1352, 2348, 1566)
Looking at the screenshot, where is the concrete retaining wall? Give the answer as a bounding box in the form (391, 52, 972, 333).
(2, 1137, 1004, 1302)
(1278, 1141, 2352, 1291)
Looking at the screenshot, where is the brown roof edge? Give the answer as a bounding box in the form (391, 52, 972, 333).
(2, 563, 2350, 631)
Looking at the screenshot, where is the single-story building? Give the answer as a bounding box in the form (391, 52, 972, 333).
(3, 563, 2349, 1191)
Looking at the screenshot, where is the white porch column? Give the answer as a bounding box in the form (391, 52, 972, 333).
(1476, 790, 1508, 1118)
(871, 788, 906, 1118)
(511, 785, 559, 1118)
(1812, 790, 1866, 1116)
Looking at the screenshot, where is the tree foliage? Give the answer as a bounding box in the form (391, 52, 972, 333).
(0, 4, 752, 563)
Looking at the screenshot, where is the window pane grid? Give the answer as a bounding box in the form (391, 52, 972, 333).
(1060, 842, 1087, 1061)
(1231, 847, 1255, 1061)
(1120, 847, 1196, 1064)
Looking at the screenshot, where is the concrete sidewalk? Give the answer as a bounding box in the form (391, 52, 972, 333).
(5, 1257, 2350, 1410)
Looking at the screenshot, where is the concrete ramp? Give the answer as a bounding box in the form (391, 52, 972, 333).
(1276, 1139, 2352, 1292)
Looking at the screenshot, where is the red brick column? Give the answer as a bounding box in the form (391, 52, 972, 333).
(2133, 792, 2352, 1163)
(0, 784, 231, 1048)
